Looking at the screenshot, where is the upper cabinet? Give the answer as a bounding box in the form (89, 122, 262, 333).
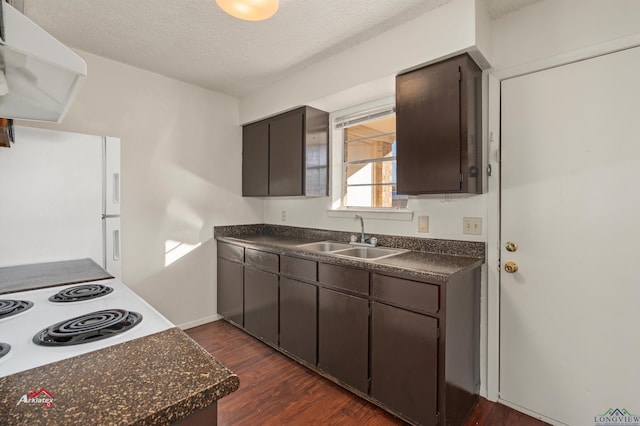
(396, 54, 482, 194)
(242, 106, 329, 197)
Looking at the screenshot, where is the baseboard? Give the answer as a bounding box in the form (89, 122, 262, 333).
(480, 386, 488, 399)
(178, 314, 222, 330)
(499, 398, 565, 425)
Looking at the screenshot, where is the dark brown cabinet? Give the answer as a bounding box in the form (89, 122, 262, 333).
(371, 301, 438, 425)
(318, 287, 369, 393)
(269, 112, 304, 196)
(216, 242, 244, 326)
(280, 277, 317, 365)
(244, 267, 279, 346)
(243, 248, 279, 346)
(396, 54, 481, 194)
(242, 121, 269, 196)
(216, 238, 480, 425)
(242, 106, 329, 197)
(318, 262, 368, 295)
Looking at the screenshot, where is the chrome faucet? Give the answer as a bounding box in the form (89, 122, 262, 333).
(355, 214, 365, 243)
(351, 215, 377, 247)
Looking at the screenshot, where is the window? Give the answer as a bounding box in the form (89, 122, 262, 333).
(337, 106, 408, 209)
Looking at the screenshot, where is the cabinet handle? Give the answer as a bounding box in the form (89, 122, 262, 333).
(113, 230, 120, 261)
(113, 173, 120, 204)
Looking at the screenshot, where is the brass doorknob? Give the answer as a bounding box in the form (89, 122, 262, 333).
(504, 261, 518, 273)
(505, 241, 518, 252)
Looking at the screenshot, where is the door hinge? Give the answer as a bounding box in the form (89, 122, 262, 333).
(437, 328, 441, 339)
(460, 173, 464, 183)
(436, 411, 441, 425)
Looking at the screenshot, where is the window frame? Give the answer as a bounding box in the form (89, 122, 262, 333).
(328, 97, 413, 220)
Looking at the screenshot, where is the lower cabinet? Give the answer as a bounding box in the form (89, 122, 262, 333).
(318, 287, 369, 393)
(371, 301, 439, 425)
(217, 258, 244, 326)
(216, 239, 480, 425)
(244, 267, 278, 346)
(279, 277, 317, 365)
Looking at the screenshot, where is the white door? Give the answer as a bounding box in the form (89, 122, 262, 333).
(500, 47, 640, 425)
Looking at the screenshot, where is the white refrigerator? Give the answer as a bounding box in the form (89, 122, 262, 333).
(0, 126, 121, 278)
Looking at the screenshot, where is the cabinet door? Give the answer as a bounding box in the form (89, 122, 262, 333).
(280, 277, 317, 365)
(318, 288, 369, 393)
(242, 121, 269, 196)
(217, 258, 244, 326)
(269, 111, 303, 196)
(371, 302, 438, 426)
(244, 267, 279, 346)
(396, 57, 462, 194)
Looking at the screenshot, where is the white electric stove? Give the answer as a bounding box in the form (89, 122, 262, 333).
(0, 279, 173, 378)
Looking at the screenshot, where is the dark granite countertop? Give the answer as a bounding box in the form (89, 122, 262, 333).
(0, 328, 239, 425)
(0, 259, 112, 295)
(216, 224, 484, 283)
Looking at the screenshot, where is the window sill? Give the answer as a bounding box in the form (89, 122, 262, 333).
(326, 208, 414, 221)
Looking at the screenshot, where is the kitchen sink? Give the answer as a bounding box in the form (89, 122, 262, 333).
(297, 241, 407, 261)
(296, 241, 353, 252)
(332, 246, 407, 260)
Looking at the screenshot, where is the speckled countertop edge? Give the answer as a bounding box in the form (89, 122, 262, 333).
(215, 224, 485, 283)
(0, 328, 239, 426)
(214, 224, 485, 258)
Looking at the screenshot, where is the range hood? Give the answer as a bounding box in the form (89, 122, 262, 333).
(0, 2, 86, 122)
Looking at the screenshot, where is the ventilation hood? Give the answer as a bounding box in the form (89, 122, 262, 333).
(0, 2, 86, 122)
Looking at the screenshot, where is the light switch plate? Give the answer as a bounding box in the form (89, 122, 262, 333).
(463, 217, 482, 235)
(418, 216, 429, 233)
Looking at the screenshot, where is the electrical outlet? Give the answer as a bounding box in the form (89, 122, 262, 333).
(281, 210, 286, 222)
(463, 217, 482, 235)
(418, 216, 429, 233)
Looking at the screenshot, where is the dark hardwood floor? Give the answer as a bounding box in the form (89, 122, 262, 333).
(185, 320, 548, 426)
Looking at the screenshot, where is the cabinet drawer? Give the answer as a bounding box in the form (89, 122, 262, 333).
(217, 241, 244, 263)
(371, 274, 439, 314)
(245, 248, 279, 273)
(281, 256, 316, 281)
(318, 263, 368, 295)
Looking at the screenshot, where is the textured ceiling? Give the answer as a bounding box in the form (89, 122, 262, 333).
(23, 0, 541, 98)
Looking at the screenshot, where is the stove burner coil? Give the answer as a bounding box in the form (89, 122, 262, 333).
(0, 300, 34, 319)
(49, 284, 113, 302)
(0, 342, 10, 358)
(33, 309, 142, 346)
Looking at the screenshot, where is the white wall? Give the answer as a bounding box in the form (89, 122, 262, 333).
(244, 0, 491, 244)
(242, 0, 640, 402)
(264, 195, 486, 242)
(491, 0, 640, 70)
(484, 0, 640, 403)
(17, 50, 264, 328)
(240, 0, 486, 124)
(247, 0, 492, 398)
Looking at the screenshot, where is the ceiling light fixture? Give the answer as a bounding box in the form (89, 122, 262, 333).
(215, 0, 279, 21)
